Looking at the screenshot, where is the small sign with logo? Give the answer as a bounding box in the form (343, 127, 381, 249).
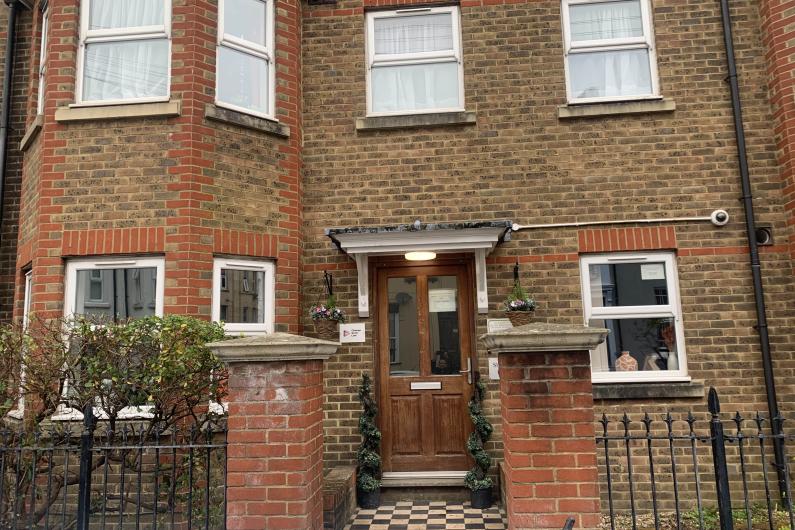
(339, 322, 366, 343)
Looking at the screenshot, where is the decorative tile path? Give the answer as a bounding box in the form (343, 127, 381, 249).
(344, 501, 507, 529)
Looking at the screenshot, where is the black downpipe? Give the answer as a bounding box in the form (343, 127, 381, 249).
(718, 0, 788, 500)
(0, 0, 20, 249)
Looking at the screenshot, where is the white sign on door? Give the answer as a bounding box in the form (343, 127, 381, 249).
(339, 322, 366, 343)
(428, 288, 457, 313)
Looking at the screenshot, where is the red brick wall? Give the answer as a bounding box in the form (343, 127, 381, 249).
(226, 359, 325, 530)
(499, 350, 600, 530)
(760, 0, 795, 267)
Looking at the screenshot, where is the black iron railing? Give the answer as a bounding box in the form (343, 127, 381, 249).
(598, 388, 795, 530)
(0, 411, 227, 530)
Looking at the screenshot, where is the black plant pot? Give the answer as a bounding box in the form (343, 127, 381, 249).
(358, 489, 380, 509)
(470, 488, 492, 509)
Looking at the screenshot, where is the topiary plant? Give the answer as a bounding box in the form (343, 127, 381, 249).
(465, 380, 494, 492)
(356, 374, 382, 496)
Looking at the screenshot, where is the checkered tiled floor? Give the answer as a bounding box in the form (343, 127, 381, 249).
(345, 501, 507, 529)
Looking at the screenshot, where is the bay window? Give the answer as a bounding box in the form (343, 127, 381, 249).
(562, 0, 659, 103)
(580, 253, 688, 383)
(366, 6, 464, 115)
(77, 0, 171, 104)
(216, 0, 275, 118)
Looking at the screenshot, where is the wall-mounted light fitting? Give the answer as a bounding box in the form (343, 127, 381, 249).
(405, 251, 436, 261)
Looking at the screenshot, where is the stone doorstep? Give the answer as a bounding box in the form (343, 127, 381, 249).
(323, 466, 357, 530)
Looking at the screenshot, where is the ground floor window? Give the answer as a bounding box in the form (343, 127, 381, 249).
(212, 257, 274, 334)
(64, 257, 165, 321)
(579, 252, 688, 383)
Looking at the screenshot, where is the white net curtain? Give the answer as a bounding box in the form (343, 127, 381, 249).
(83, 0, 169, 101)
(371, 13, 461, 113)
(567, 0, 652, 99)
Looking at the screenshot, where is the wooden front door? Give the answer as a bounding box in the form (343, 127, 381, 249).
(377, 263, 475, 472)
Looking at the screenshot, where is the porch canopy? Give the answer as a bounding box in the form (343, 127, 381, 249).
(326, 220, 513, 317)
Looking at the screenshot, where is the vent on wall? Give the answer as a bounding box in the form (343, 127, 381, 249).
(755, 226, 774, 246)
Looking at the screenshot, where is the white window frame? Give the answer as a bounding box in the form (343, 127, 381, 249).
(365, 6, 465, 117)
(215, 0, 276, 120)
(579, 252, 688, 384)
(64, 257, 165, 319)
(212, 257, 275, 335)
(7, 271, 33, 420)
(36, 8, 49, 115)
(53, 257, 166, 421)
(561, 0, 660, 104)
(75, 0, 172, 106)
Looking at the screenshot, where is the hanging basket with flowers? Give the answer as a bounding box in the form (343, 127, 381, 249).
(504, 261, 536, 327)
(310, 271, 346, 341)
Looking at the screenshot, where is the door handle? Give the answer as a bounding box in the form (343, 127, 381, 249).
(460, 358, 472, 385)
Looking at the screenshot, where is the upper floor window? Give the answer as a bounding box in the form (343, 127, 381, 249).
(562, 0, 658, 103)
(64, 257, 165, 320)
(366, 6, 464, 116)
(216, 0, 275, 119)
(212, 258, 275, 334)
(37, 8, 49, 115)
(580, 252, 687, 383)
(77, 0, 171, 104)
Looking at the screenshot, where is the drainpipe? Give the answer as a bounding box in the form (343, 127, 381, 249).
(0, 0, 25, 253)
(718, 0, 787, 499)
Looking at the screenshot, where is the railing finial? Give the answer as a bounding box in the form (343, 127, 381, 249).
(708, 387, 720, 415)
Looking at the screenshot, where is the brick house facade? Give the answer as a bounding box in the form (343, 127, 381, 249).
(0, 0, 793, 507)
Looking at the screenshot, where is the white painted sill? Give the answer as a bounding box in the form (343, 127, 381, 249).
(592, 373, 691, 385)
(558, 98, 676, 119)
(50, 405, 155, 421)
(55, 100, 182, 123)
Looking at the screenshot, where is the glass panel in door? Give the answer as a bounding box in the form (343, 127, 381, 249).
(388, 277, 420, 376)
(428, 275, 460, 375)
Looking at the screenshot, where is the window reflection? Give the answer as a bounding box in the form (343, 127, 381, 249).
(75, 267, 157, 320)
(388, 277, 420, 376)
(589, 262, 668, 308)
(428, 276, 460, 375)
(219, 268, 265, 324)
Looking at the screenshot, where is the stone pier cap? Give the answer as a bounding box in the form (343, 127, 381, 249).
(481, 322, 609, 353)
(207, 332, 339, 363)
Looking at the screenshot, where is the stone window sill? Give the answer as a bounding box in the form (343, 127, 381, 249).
(20, 114, 43, 152)
(205, 104, 290, 138)
(558, 98, 676, 119)
(593, 380, 704, 400)
(55, 100, 182, 123)
(356, 111, 476, 131)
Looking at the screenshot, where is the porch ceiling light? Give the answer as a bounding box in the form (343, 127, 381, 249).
(405, 251, 436, 262)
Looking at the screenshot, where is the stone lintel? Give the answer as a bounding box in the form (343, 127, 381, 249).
(208, 333, 339, 363)
(481, 322, 608, 354)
